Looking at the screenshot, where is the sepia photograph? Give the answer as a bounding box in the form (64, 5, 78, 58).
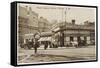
(15, 2, 97, 65)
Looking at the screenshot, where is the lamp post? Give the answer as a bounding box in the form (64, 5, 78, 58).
(64, 8, 70, 23)
(37, 16, 40, 32)
(60, 8, 70, 47)
(65, 8, 67, 23)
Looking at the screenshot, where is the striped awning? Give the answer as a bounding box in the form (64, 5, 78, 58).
(38, 37, 51, 41)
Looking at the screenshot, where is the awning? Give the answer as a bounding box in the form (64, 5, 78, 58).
(53, 27, 60, 32)
(38, 37, 51, 41)
(38, 37, 46, 41)
(46, 37, 51, 41)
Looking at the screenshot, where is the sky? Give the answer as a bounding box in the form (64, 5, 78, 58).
(18, 3, 96, 24)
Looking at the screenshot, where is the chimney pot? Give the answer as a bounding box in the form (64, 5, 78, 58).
(72, 19, 75, 25)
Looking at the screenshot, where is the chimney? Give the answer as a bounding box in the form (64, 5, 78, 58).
(84, 21, 89, 25)
(72, 19, 75, 25)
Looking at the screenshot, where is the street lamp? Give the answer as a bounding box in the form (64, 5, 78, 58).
(65, 8, 67, 23)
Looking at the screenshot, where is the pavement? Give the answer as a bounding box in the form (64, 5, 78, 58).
(18, 45, 96, 59)
(17, 45, 96, 64)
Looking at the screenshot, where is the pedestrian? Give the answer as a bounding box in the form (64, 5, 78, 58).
(44, 41, 48, 50)
(33, 32, 40, 54)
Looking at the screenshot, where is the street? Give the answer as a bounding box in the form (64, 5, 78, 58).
(17, 45, 96, 64)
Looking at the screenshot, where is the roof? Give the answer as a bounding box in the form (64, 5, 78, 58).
(53, 22, 95, 32)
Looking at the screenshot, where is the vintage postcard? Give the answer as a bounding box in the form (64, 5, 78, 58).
(11, 1, 97, 66)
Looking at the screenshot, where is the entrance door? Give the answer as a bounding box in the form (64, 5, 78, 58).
(84, 36, 87, 45)
(60, 31, 64, 47)
(70, 36, 74, 41)
(77, 36, 80, 42)
(77, 36, 81, 46)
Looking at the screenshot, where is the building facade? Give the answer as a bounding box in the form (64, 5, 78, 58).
(38, 17, 51, 32)
(52, 20, 95, 47)
(18, 6, 51, 45)
(18, 6, 39, 44)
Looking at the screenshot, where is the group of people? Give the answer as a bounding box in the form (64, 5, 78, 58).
(21, 32, 87, 54)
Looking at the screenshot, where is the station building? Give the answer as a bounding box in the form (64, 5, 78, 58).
(52, 20, 95, 47)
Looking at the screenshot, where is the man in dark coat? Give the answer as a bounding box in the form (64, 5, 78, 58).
(33, 33, 40, 54)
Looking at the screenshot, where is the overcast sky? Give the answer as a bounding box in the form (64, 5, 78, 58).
(18, 3, 96, 24)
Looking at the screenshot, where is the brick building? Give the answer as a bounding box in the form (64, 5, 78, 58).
(18, 6, 39, 44)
